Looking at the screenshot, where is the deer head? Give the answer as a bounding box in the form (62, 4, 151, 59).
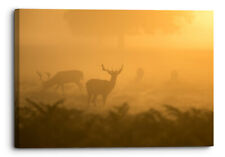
(101, 64, 123, 80)
(36, 71, 51, 82)
(36, 71, 52, 89)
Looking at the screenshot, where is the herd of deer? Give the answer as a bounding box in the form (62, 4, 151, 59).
(36, 64, 123, 105)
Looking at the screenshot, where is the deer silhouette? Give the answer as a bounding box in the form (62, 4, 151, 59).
(86, 64, 123, 105)
(37, 70, 83, 93)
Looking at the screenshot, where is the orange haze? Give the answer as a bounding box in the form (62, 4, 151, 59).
(16, 9, 213, 111)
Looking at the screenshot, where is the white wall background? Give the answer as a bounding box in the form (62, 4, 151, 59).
(0, 0, 224, 156)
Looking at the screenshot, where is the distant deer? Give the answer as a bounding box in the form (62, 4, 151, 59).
(86, 64, 123, 105)
(37, 70, 84, 93)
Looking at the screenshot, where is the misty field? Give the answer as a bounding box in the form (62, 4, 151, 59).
(15, 79, 213, 147)
(15, 9, 213, 147)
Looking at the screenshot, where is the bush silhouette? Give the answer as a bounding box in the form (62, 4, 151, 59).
(16, 98, 213, 148)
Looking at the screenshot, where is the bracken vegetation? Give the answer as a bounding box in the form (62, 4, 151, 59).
(15, 98, 213, 148)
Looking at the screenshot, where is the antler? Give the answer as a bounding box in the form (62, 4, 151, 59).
(117, 65, 123, 74)
(101, 64, 123, 74)
(102, 64, 113, 74)
(36, 71, 43, 81)
(45, 72, 51, 79)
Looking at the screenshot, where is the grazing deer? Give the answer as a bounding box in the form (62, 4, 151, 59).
(86, 64, 123, 105)
(37, 70, 84, 93)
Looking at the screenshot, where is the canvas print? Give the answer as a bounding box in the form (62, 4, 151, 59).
(14, 9, 213, 148)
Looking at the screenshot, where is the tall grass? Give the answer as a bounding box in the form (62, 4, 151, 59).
(15, 98, 213, 148)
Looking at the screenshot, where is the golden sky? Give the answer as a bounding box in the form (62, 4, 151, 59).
(17, 10, 213, 85)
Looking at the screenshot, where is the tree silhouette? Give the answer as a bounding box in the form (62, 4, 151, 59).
(64, 10, 194, 50)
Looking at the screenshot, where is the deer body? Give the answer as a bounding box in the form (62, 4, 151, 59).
(86, 65, 123, 105)
(37, 70, 83, 92)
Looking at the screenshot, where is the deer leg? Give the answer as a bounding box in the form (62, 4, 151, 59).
(55, 84, 60, 91)
(60, 84, 65, 95)
(87, 93, 92, 105)
(92, 94, 97, 105)
(102, 94, 107, 105)
(76, 82, 83, 91)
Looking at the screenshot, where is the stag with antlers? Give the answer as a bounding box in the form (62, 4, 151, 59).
(86, 64, 123, 105)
